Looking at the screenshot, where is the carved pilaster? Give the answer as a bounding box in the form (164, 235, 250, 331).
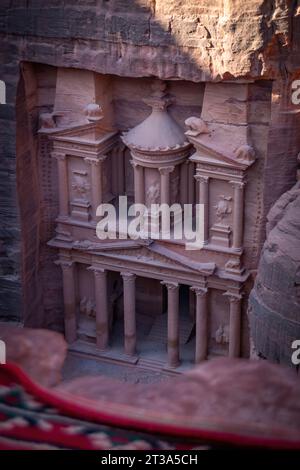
(195, 174, 210, 244)
(52, 152, 69, 218)
(130, 160, 145, 205)
(230, 180, 246, 251)
(159, 166, 174, 206)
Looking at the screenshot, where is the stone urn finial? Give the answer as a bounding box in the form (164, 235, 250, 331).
(143, 79, 173, 111)
(84, 103, 103, 122)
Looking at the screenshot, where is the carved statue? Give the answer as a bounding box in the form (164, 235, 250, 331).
(84, 103, 103, 122)
(215, 324, 230, 345)
(185, 117, 210, 137)
(234, 144, 255, 164)
(39, 112, 56, 129)
(80, 297, 96, 318)
(225, 258, 240, 270)
(72, 176, 90, 198)
(146, 181, 160, 205)
(214, 195, 232, 221)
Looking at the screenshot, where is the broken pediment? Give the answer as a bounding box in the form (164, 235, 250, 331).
(186, 121, 256, 170)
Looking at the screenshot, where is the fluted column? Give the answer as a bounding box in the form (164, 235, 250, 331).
(89, 267, 109, 350)
(191, 287, 208, 363)
(85, 156, 107, 217)
(57, 260, 77, 343)
(225, 292, 243, 358)
(131, 161, 144, 205)
(159, 166, 174, 205)
(121, 272, 136, 356)
(195, 174, 209, 244)
(231, 180, 246, 251)
(52, 152, 69, 218)
(162, 281, 180, 368)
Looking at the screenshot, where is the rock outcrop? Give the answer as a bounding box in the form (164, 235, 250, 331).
(0, 324, 67, 386)
(249, 181, 300, 366)
(56, 357, 300, 440)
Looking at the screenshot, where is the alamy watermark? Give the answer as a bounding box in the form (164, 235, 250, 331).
(291, 340, 300, 366)
(0, 80, 6, 105)
(95, 196, 205, 250)
(0, 340, 6, 365)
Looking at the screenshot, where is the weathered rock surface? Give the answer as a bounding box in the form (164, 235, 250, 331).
(0, 1, 300, 328)
(249, 182, 300, 365)
(56, 358, 300, 440)
(0, 323, 67, 386)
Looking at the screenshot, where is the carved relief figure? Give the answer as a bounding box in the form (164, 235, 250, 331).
(72, 175, 90, 200)
(146, 181, 160, 205)
(214, 195, 232, 222)
(215, 324, 230, 345)
(80, 297, 96, 318)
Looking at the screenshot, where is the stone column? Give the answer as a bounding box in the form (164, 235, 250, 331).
(58, 260, 77, 344)
(85, 156, 106, 217)
(188, 162, 195, 204)
(225, 292, 243, 358)
(53, 152, 69, 218)
(117, 145, 126, 195)
(191, 287, 208, 363)
(180, 161, 189, 205)
(90, 267, 109, 350)
(131, 161, 144, 205)
(159, 166, 174, 205)
(231, 180, 246, 251)
(196, 174, 209, 244)
(121, 272, 136, 356)
(162, 281, 180, 368)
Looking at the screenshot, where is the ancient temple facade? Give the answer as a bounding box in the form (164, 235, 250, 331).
(35, 68, 265, 372)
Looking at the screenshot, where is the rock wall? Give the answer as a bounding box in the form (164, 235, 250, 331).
(249, 181, 300, 366)
(1, 1, 300, 322)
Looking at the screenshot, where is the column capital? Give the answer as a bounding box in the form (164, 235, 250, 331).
(161, 281, 179, 291)
(51, 152, 66, 161)
(230, 180, 246, 190)
(87, 266, 107, 276)
(190, 286, 208, 297)
(159, 166, 175, 175)
(121, 272, 136, 283)
(130, 159, 142, 169)
(195, 174, 209, 184)
(55, 259, 73, 271)
(223, 291, 243, 303)
(84, 156, 106, 166)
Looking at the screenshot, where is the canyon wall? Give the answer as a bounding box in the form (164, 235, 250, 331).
(1, 1, 300, 322)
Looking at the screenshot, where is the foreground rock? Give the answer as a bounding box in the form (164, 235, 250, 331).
(56, 358, 300, 440)
(0, 324, 67, 387)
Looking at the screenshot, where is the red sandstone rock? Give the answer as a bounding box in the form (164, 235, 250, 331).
(0, 324, 67, 387)
(56, 358, 300, 440)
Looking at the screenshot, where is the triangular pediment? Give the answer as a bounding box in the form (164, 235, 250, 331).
(71, 239, 215, 276)
(39, 121, 117, 146)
